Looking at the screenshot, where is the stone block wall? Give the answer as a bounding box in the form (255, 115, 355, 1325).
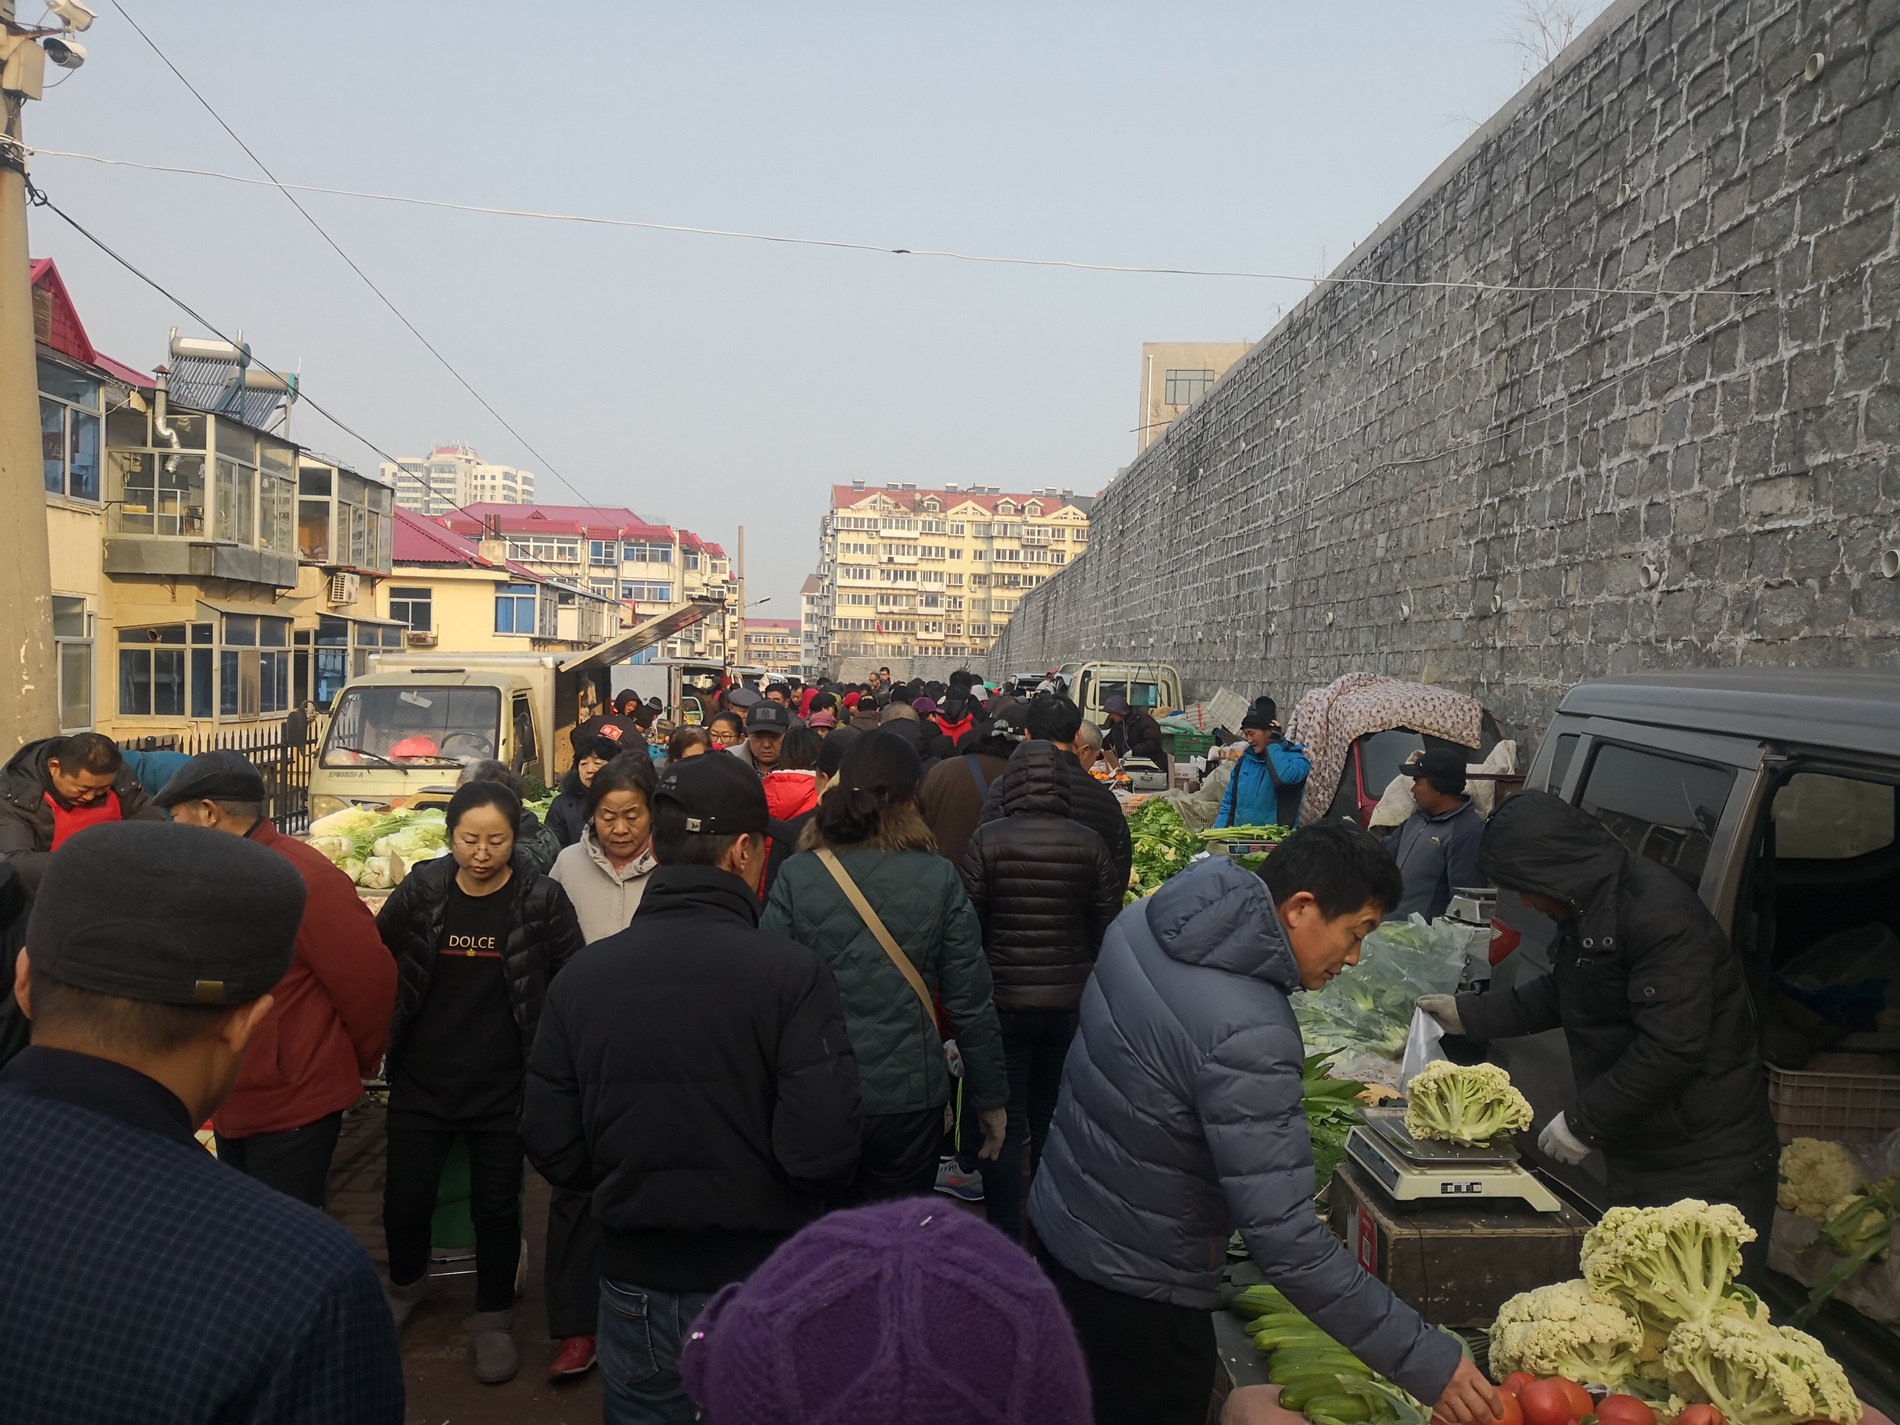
(987, 0, 1900, 744)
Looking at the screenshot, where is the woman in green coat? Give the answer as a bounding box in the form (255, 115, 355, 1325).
(763, 730, 1008, 1200)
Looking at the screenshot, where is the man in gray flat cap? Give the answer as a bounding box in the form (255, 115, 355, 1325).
(157, 750, 395, 1209)
(0, 821, 402, 1425)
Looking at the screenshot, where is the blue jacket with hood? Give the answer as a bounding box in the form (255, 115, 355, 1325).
(1214, 740, 1310, 829)
(1027, 857, 1461, 1404)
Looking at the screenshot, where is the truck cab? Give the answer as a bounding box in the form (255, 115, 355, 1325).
(1055, 661, 1183, 727)
(1494, 669, 1900, 1405)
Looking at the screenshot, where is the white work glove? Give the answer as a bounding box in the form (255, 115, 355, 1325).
(1416, 994, 1463, 1036)
(1538, 1111, 1591, 1165)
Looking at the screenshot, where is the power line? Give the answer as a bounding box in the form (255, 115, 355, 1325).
(103, 0, 599, 508)
(32, 145, 1774, 304)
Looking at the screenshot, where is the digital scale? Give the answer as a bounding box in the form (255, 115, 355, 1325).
(1345, 1107, 1564, 1213)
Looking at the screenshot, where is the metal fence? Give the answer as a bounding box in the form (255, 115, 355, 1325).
(125, 715, 319, 834)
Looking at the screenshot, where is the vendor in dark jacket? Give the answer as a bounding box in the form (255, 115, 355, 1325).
(522, 752, 863, 1425)
(1417, 792, 1779, 1276)
(961, 739, 1122, 1242)
(374, 779, 585, 1386)
(978, 696, 1134, 894)
(1381, 749, 1485, 921)
(545, 735, 617, 848)
(1029, 824, 1500, 1425)
(1101, 692, 1166, 766)
(0, 733, 165, 894)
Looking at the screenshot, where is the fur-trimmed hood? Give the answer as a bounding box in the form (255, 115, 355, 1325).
(797, 801, 938, 856)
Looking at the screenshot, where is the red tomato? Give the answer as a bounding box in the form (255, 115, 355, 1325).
(1673, 1408, 1724, 1425)
(1495, 1390, 1526, 1425)
(1519, 1378, 1577, 1425)
(1597, 1396, 1656, 1425)
(1501, 1373, 1538, 1398)
(1553, 1378, 1594, 1420)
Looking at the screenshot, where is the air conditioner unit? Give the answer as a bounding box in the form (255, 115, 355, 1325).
(328, 571, 361, 606)
(406, 631, 437, 647)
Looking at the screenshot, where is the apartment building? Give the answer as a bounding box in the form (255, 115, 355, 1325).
(805, 482, 1093, 669)
(384, 443, 536, 516)
(440, 504, 735, 662)
(743, 618, 802, 674)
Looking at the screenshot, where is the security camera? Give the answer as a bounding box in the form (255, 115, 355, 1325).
(48, 0, 96, 29)
(42, 36, 87, 69)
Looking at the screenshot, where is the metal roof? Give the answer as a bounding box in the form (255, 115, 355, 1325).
(560, 599, 722, 673)
(1558, 669, 1900, 759)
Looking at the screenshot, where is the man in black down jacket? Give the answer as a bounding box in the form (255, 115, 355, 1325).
(521, 752, 862, 1424)
(962, 738, 1122, 1241)
(979, 695, 1133, 895)
(0, 733, 165, 895)
(1420, 792, 1779, 1274)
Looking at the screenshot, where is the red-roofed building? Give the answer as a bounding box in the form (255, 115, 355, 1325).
(804, 482, 1094, 669)
(742, 617, 802, 674)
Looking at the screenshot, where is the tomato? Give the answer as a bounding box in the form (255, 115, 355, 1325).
(1494, 1390, 1526, 1425)
(1597, 1396, 1656, 1425)
(1519, 1377, 1578, 1425)
(1672, 1408, 1724, 1425)
(1553, 1378, 1594, 1420)
(1501, 1373, 1538, 1398)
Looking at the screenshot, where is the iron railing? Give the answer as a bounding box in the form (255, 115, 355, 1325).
(126, 714, 319, 833)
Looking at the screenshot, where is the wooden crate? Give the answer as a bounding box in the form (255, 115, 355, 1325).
(1327, 1159, 1591, 1327)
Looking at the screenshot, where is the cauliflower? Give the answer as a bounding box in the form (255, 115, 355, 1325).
(1779, 1139, 1864, 1223)
(1662, 1313, 1861, 1425)
(1402, 1060, 1534, 1145)
(1488, 1279, 1644, 1387)
(1581, 1200, 1756, 1332)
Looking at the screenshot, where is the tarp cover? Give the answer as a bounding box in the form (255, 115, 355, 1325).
(1285, 672, 1485, 824)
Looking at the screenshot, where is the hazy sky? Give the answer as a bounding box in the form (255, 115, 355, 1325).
(27, 1, 1606, 610)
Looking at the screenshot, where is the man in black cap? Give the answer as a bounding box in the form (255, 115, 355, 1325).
(1214, 696, 1311, 831)
(734, 697, 792, 774)
(522, 752, 862, 1425)
(0, 821, 402, 1424)
(157, 751, 396, 1209)
(1382, 747, 1486, 922)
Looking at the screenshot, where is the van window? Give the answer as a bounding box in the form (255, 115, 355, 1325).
(512, 693, 537, 773)
(1099, 680, 1161, 709)
(1772, 774, 1897, 860)
(1359, 730, 1424, 796)
(1546, 733, 1579, 793)
(1577, 743, 1737, 887)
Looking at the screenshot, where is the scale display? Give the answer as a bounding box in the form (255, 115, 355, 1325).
(1345, 1107, 1564, 1213)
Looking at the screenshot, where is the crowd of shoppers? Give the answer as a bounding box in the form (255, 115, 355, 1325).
(0, 687, 1539, 1425)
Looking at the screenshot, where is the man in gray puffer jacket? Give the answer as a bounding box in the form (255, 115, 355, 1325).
(1028, 823, 1501, 1425)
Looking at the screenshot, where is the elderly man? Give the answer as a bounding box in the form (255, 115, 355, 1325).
(0, 821, 403, 1423)
(0, 732, 164, 893)
(157, 751, 396, 1208)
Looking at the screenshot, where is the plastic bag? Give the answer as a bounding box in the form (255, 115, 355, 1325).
(1399, 1006, 1446, 1091)
(1766, 1125, 1900, 1326)
(1294, 914, 1469, 1065)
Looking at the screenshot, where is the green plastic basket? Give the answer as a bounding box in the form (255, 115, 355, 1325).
(1168, 729, 1218, 760)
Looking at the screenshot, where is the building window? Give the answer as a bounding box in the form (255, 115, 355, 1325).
(496, 583, 538, 634)
(38, 359, 102, 503)
(590, 539, 618, 566)
(117, 624, 188, 717)
(621, 581, 672, 602)
(54, 596, 92, 731)
(389, 587, 433, 633)
(625, 542, 673, 563)
(1165, 368, 1216, 406)
(685, 551, 701, 570)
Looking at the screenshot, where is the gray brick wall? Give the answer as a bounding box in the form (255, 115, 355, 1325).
(987, 0, 1900, 744)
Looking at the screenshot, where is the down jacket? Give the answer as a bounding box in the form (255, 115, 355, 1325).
(1027, 857, 1461, 1405)
(1460, 791, 1777, 1193)
(761, 808, 1006, 1117)
(979, 745, 1133, 894)
(961, 740, 1123, 1013)
(0, 738, 165, 894)
(375, 849, 586, 1070)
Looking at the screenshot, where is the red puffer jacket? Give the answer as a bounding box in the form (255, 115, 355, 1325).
(213, 820, 398, 1138)
(762, 769, 820, 821)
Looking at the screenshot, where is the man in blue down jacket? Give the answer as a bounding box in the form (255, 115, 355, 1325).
(1028, 823, 1500, 1425)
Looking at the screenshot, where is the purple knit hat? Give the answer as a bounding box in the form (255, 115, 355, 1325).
(912, 696, 941, 718)
(681, 1201, 1091, 1424)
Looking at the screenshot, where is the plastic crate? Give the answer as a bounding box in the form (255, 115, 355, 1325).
(1767, 1064, 1900, 1144)
(1168, 729, 1218, 761)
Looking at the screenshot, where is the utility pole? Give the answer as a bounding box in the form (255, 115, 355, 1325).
(0, 0, 65, 752)
(734, 525, 746, 672)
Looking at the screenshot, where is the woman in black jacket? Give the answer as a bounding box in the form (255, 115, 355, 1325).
(960, 738, 1124, 1241)
(545, 735, 616, 848)
(375, 779, 585, 1385)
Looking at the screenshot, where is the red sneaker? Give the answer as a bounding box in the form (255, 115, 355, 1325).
(548, 1334, 596, 1380)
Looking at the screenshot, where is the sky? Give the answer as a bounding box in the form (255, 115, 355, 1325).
(26, 1, 1609, 612)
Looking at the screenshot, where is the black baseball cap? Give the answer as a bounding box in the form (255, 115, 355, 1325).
(28, 821, 303, 1006)
(745, 701, 792, 733)
(1403, 748, 1469, 793)
(653, 752, 769, 836)
(153, 749, 266, 807)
